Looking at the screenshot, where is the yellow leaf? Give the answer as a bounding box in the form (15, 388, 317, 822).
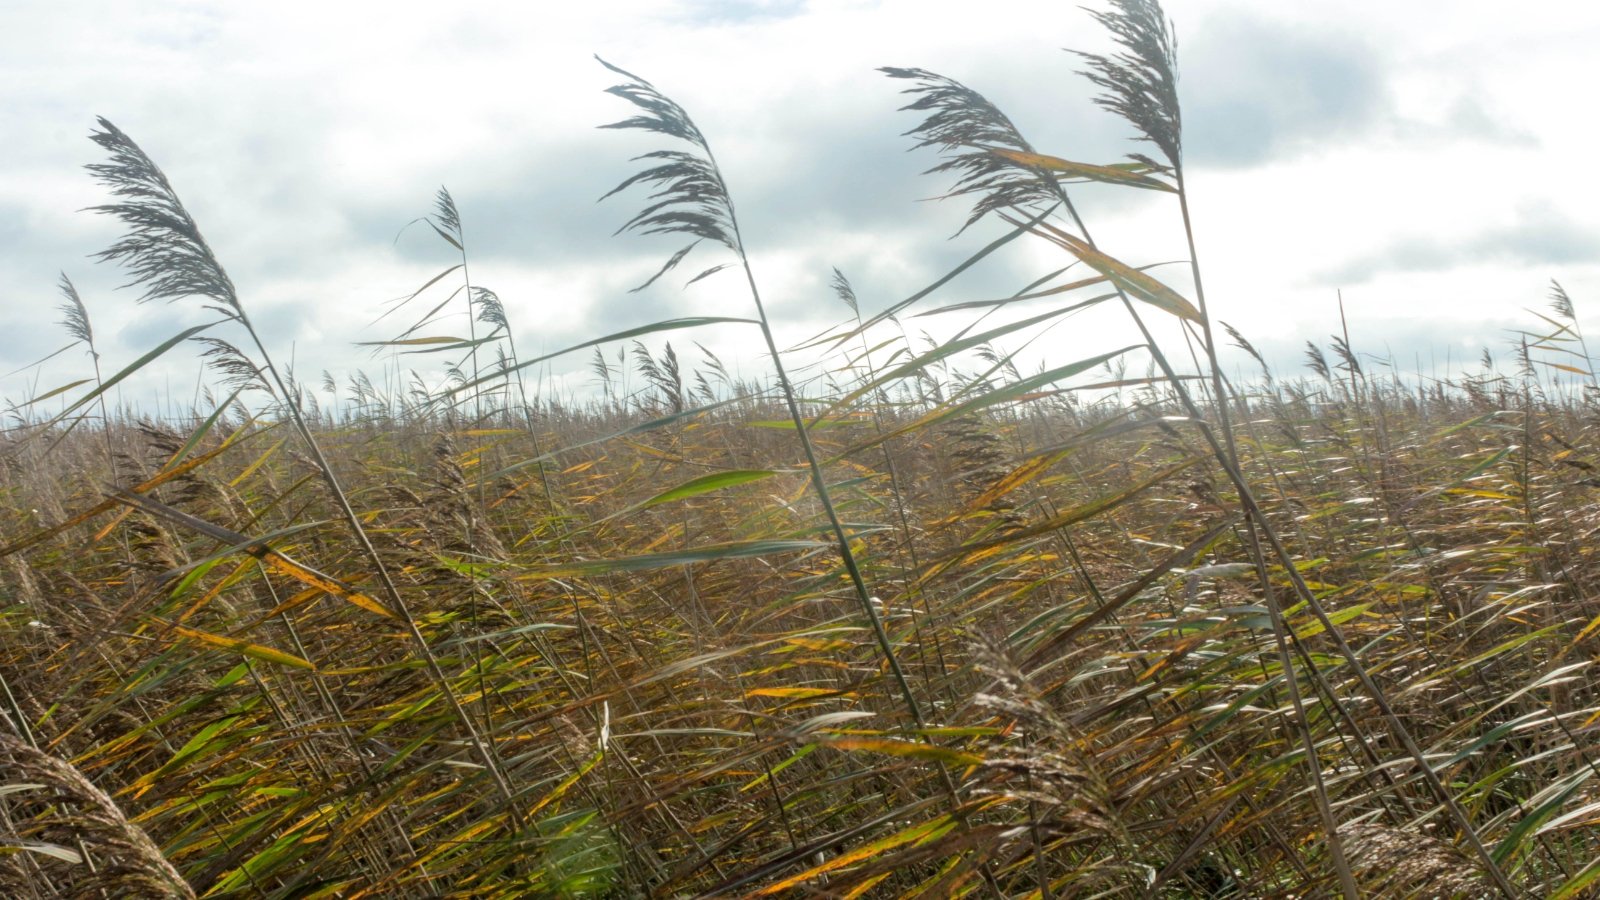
(167, 623, 315, 671)
(757, 816, 955, 894)
(826, 737, 984, 767)
(744, 687, 856, 700)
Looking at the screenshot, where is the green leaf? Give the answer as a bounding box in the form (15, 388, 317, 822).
(838, 345, 1145, 458)
(112, 489, 398, 620)
(823, 303, 1102, 419)
(749, 418, 864, 430)
(171, 384, 250, 466)
(638, 469, 781, 509)
(515, 539, 829, 579)
(1492, 772, 1591, 864)
(1552, 856, 1600, 899)
(4, 841, 83, 864)
(942, 454, 1206, 562)
(46, 321, 223, 428)
(19, 378, 93, 408)
(448, 317, 759, 396)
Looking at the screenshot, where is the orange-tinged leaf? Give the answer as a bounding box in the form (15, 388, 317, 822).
(229, 437, 287, 487)
(783, 636, 854, 652)
(964, 450, 1066, 515)
(178, 558, 255, 624)
(359, 335, 469, 346)
(109, 488, 399, 620)
(91, 507, 134, 543)
(259, 555, 396, 620)
(0, 432, 254, 558)
(528, 751, 602, 818)
(1444, 488, 1516, 500)
(1540, 361, 1593, 376)
(991, 148, 1177, 192)
(1001, 211, 1202, 321)
(1062, 236, 1201, 321)
(941, 455, 1204, 563)
(844, 873, 893, 898)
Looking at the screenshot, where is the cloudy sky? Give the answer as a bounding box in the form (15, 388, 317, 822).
(3, 0, 1597, 412)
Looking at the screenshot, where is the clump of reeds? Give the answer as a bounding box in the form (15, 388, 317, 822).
(0, 732, 194, 899)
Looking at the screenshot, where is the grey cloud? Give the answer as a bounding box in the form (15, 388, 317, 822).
(1182, 11, 1389, 167)
(352, 110, 923, 275)
(7, 0, 1586, 412)
(1319, 205, 1600, 285)
(31, 107, 357, 304)
(0, 313, 66, 378)
(1179, 10, 1536, 169)
(582, 247, 729, 328)
(344, 59, 1135, 343)
(737, 67, 1133, 239)
(0, 197, 115, 282)
(342, 134, 669, 274)
(1426, 95, 1540, 147)
(113, 306, 200, 352)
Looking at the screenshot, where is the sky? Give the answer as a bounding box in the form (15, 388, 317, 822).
(2, 0, 1598, 413)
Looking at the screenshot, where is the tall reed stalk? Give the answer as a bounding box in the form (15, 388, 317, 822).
(593, 59, 926, 728)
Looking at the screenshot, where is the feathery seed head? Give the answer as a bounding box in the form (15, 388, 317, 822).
(881, 67, 1058, 232)
(1072, 0, 1183, 172)
(597, 57, 740, 293)
(86, 117, 242, 319)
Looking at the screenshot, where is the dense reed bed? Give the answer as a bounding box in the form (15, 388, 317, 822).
(4, 2, 1600, 896)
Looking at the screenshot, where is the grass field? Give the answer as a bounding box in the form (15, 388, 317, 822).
(4, 2, 1599, 896)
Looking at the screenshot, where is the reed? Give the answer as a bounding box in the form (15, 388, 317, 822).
(1, 2, 1597, 896)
